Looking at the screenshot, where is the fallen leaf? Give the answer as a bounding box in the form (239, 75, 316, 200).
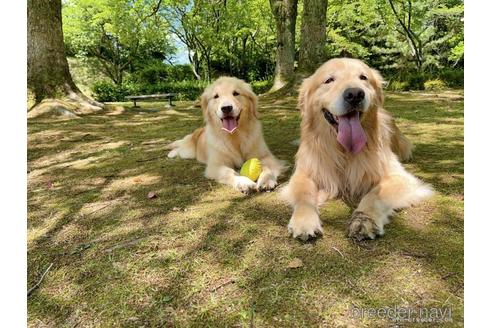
(147, 191, 157, 199)
(287, 258, 303, 269)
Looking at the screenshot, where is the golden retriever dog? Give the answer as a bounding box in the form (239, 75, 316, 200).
(282, 58, 433, 241)
(167, 77, 284, 193)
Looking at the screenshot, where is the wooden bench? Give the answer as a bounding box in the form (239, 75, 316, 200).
(125, 93, 176, 108)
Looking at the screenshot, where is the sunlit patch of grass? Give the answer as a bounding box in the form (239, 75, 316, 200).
(28, 90, 463, 327)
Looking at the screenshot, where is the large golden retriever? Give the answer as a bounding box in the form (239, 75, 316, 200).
(167, 77, 284, 193)
(282, 58, 433, 241)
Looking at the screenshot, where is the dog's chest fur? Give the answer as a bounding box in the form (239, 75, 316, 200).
(302, 143, 385, 203)
(207, 122, 262, 168)
(297, 111, 393, 204)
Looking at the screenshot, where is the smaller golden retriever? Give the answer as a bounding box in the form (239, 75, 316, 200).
(167, 77, 284, 193)
(282, 58, 433, 241)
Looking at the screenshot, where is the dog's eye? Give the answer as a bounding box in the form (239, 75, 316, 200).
(359, 74, 368, 81)
(213, 94, 219, 99)
(233, 91, 239, 96)
(325, 77, 335, 84)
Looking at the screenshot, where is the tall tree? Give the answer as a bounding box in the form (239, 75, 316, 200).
(28, 0, 103, 118)
(269, 0, 299, 91)
(298, 0, 328, 74)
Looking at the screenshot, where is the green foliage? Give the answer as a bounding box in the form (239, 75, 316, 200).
(91, 81, 131, 102)
(165, 0, 275, 81)
(387, 81, 410, 91)
(63, 0, 174, 84)
(68, 57, 109, 96)
(424, 79, 447, 91)
(386, 72, 427, 91)
(438, 69, 464, 88)
(449, 40, 464, 63)
(134, 80, 207, 101)
(132, 63, 170, 85)
(129, 62, 196, 85)
(386, 69, 462, 91)
(251, 80, 273, 95)
(64, 0, 464, 92)
(325, 0, 464, 72)
(406, 72, 428, 90)
(91, 78, 274, 102)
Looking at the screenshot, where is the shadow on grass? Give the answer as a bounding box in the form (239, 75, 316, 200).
(28, 93, 463, 327)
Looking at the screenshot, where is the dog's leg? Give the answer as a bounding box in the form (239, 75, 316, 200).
(167, 128, 204, 159)
(348, 163, 433, 241)
(166, 135, 196, 159)
(205, 163, 257, 194)
(283, 170, 323, 240)
(256, 155, 285, 191)
(391, 122, 414, 161)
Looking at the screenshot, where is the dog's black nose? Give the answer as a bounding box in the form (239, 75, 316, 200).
(221, 105, 233, 114)
(343, 88, 365, 106)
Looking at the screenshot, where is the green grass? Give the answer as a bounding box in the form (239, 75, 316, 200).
(27, 90, 463, 327)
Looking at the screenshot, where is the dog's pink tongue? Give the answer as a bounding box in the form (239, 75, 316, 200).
(221, 117, 238, 133)
(336, 112, 367, 154)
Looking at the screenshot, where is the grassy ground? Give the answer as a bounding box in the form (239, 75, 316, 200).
(27, 90, 464, 327)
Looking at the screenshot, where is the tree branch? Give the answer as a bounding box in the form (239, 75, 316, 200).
(27, 263, 53, 297)
(139, 0, 163, 24)
(387, 0, 422, 67)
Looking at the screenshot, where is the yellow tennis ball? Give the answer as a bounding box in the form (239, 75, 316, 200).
(240, 158, 262, 182)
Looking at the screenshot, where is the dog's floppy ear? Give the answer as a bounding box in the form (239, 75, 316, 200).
(297, 77, 312, 115)
(243, 83, 259, 119)
(370, 68, 386, 106)
(199, 87, 210, 119)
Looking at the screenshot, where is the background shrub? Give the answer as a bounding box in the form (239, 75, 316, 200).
(405, 72, 428, 90)
(130, 63, 196, 85)
(90, 67, 464, 103)
(424, 79, 447, 91)
(133, 63, 169, 84)
(251, 80, 273, 94)
(384, 69, 463, 91)
(91, 80, 208, 102)
(387, 81, 410, 91)
(91, 81, 130, 102)
(438, 69, 464, 88)
(91, 79, 275, 103)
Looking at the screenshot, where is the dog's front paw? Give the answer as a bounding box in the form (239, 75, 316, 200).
(257, 172, 278, 192)
(234, 176, 257, 194)
(347, 211, 380, 241)
(167, 149, 178, 158)
(288, 205, 323, 241)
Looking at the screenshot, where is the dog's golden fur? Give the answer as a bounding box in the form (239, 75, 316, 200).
(282, 58, 433, 240)
(167, 77, 284, 193)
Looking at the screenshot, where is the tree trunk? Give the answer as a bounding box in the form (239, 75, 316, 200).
(298, 0, 328, 74)
(204, 53, 212, 82)
(269, 0, 298, 92)
(27, 0, 103, 118)
(189, 51, 201, 80)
